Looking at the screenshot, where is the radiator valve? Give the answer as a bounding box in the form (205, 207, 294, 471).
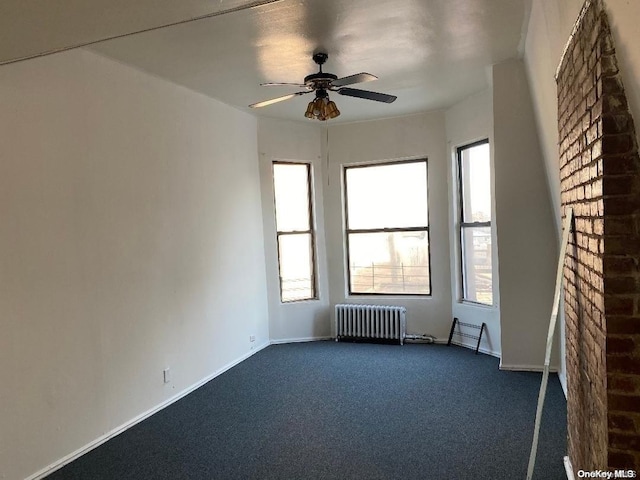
(404, 333, 436, 343)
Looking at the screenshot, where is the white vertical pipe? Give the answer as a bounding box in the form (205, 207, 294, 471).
(526, 209, 573, 480)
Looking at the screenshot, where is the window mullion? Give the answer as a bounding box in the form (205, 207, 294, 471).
(460, 221, 491, 228)
(347, 226, 429, 235)
(277, 230, 313, 236)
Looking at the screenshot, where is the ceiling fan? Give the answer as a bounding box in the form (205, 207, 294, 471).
(249, 52, 397, 121)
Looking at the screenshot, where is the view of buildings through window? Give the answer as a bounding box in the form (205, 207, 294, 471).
(458, 141, 493, 305)
(344, 160, 430, 295)
(272, 162, 316, 302)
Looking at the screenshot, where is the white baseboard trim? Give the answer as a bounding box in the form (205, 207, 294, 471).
(270, 336, 333, 345)
(559, 371, 568, 398)
(499, 363, 559, 373)
(26, 341, 271, 480)
(564, 456, 575, 480)
(445, 339, 501, 358)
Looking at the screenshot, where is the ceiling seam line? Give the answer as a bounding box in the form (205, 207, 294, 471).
(0, 0, 284, 67)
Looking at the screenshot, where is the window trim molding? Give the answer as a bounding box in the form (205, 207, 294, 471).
(343, 158, 432, 297)
(456, 139, 493, 306)
(272, 161, 318, 303)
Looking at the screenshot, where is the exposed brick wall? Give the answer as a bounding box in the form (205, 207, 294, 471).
(558, 0, 640, 472)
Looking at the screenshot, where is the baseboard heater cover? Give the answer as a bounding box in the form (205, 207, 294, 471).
(335, 304, 406, 345)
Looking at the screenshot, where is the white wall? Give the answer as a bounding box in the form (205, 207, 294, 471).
(445, 89, 501, 357)
(323, 113, 453, 339)
(0, 48, 269, 480)
(606, 0, 640, 148)
(492, 59, 559, 371)
(523, 0, 584, 232)
(257, 118, 331, 342)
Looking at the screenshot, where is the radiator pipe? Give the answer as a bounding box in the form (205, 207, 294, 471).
(404, 333, 436, 343)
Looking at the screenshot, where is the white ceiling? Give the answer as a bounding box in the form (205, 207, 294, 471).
(2, 0, 529, 123)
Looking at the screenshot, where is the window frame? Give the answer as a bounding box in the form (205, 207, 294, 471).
(343, 158, 432, 297)
(456, 139, 493, 306)
(272, 161, 318, 303)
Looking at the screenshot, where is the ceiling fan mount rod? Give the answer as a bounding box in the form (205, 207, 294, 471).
(312, 52, 328, 67)
(305, 52, 335, 86)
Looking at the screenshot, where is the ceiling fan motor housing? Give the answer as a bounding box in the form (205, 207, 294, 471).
(304, 71, 337, 88)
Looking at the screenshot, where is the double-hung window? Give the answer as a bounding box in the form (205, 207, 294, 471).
(457, 140, 493, 305)
(272, 162, 317, 302)
(344, 160, 430, 295)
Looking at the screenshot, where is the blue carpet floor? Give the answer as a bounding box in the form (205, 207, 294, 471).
(46, 342, 567, 479)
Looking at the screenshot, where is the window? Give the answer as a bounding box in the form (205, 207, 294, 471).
(344, 160, 430, 295)
(457, 140, 493, 305)
(272, 162, 317, 302)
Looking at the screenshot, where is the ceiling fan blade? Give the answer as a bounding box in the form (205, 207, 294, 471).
(331, 73, 378, 88)
(261, 82, 309, 88)
(249, 91, 310, 108)
(337, 87, 397, 103)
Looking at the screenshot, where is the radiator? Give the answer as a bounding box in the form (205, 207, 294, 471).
(335, 304, 406, 345)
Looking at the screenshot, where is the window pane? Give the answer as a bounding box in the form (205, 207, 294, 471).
(348, 231, 430, 295)
(461, 226, 492, 305)
(346, 162, 428, 229)
(273, 163, 310, 231)
(460, 143, 491, 223)
(278, 233, 314, 302)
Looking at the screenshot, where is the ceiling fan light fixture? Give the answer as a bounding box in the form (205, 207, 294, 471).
(305, 94, 339, 121)
(326, 100, 340, 119)
(312, 97, 324, 116)
(304, 101, 315, 118)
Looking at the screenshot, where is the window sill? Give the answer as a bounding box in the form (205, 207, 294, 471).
(459, 300, 495, 309)
(280, 298, 321, 306)
(347, 294, 433, 301)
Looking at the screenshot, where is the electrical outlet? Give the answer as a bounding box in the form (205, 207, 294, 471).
(249, 335, 256, 343)
(163, 367, 171, 384)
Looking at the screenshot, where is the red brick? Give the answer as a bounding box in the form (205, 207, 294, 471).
(604, 219, 637, 236)
(602, 134, 634, 155)
(608, 357, 640, 375)
(559, 2, 640, 467)
(602, 76, 624, 95)
(609, 338, 638, 357)
(608, 450, 636, 469)
(608, 375, 638, 395)
(610, 393, 640, 412)
(604, 256, 640, 275)
(604, 155, 640, 174)
(600, 30, 616, 56)
(603, 94, 630, 115)
(592, 98, 604, 121)
(605, 277, 638, 294)
(603, 113, 634, 134)
(602, 54, 620, 77)
(604, 195, 640, 216)
(609, 414, 637, 432)
(607, 316, 640, 334)
(605, 296, 636, 315)
(603, 175, 639, 195)
(604, 236, 640, 255)
(610, 433, 640, 450)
